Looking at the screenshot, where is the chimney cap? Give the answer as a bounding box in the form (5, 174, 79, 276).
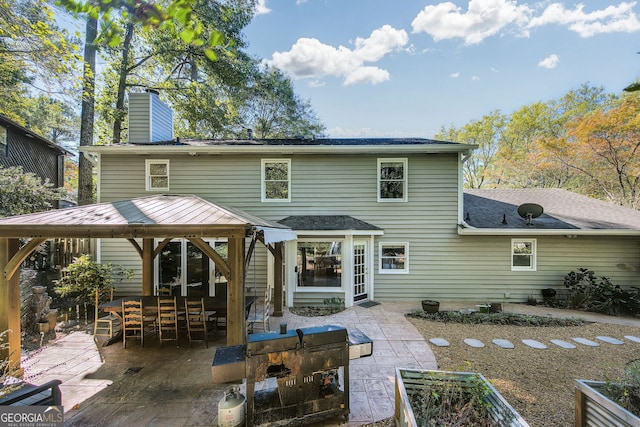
(145, 88, 160, 96)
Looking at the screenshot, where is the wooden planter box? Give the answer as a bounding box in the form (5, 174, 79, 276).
(395, 368, 530, 427)
(575, 380, 640, 427)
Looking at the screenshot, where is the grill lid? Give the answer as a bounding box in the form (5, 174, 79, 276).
(247, 330, 300, 355)
(297, 324, 347, 347)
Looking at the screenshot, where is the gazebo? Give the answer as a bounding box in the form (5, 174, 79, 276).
(0, 195, 295, 369)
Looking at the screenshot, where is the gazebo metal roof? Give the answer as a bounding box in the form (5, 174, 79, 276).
(0, 194, 295, 240)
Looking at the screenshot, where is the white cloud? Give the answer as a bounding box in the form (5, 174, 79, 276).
(450, 72, 461, 78)
(538, 53, 559, 68)
(265, 25, 408, 85)
(411, 0, 532, 45)
(528, 2, 640, 37)
(411, 0, 640, 44)
(254, 0, 270, 15)
(471, 75, 480, 80)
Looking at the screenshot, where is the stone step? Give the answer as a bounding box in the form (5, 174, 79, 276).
(431, 336, 640, 349)
(522, 339, 547, 349)
(463, 338, 485, 348)
(492, 339, 514, 349)
(550, 339, 576, 349)
(596, 336, 624, 345)
(429, 338, 449, 347)
(572, 337, 600, 347)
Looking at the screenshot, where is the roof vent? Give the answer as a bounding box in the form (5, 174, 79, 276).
(517, 203, 544, 226)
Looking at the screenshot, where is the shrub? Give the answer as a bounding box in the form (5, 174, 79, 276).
(53, 255, 133, 309)
(563, 268, 640, 316)
(602, 359, 640, 417)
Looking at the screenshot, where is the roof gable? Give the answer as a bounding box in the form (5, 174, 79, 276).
(0, 113, 68, 156)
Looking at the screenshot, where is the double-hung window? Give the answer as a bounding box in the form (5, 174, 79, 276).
(379, 242, 409, 274)
(511, 239, 536, 271)
(262, 159, 290, 202)
(378, 158, 407, 202)
(146, 159, 169, 191)
(0, 126, 7, 156)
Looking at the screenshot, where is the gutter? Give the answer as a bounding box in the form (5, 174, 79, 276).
(457, 224, 640, 237)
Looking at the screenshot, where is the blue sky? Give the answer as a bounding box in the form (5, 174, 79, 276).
(244, 0, 640, 138)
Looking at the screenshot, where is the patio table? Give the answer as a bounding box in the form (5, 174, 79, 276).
(99, 295, 257, 346)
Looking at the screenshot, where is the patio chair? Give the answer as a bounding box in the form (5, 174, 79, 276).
(122, 299, 155, 348)
(94, 287, 119, 340)
(157, 296, 180, 347)
(185, 298, 211, 348)
(247, 288, 271, 334)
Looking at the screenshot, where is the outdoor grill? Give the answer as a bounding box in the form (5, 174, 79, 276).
(212, 324, 372, 426)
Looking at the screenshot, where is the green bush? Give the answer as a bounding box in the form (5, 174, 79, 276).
(602, 359, 640, 417)
(563, 268, 640, 316)
(54, 255, 133, 306)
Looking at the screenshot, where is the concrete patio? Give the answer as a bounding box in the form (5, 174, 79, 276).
(22, 301, 640, 426)
(22, 301, 436, 426)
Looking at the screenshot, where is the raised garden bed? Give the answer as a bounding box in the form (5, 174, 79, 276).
(575, 380, 640, 427)
(395, 368, 529, 426)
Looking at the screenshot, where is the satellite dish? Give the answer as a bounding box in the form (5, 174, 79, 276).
(517, 203, 544, 226)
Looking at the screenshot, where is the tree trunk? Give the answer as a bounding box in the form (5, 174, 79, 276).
(78, 17, 97, 206)
(112, 22, 135, 145)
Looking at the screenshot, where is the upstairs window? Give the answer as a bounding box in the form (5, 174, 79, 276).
(512, 239, 536, 271)
(262, 159, 290, 202)
(0, 126, 6, 156)
(146, 159, 169, 191)
(378, 158, 407, 202)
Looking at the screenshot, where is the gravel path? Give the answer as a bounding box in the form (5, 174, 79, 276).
(361, 305, 640, 427)
(405, 318, 640, 426)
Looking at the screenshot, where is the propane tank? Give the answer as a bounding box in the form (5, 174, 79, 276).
(217, 386, 246, 427)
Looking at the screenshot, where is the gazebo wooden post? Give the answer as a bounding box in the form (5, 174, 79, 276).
(273, 242, 284, 317)
(0, 238, 21, 371)
(227, 236, 245, 346)
(142, 238, 154, 296)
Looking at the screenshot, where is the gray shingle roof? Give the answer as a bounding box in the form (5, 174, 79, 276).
(464, 189, 640, 230)
(132, 138, 458, 146)
(278, 215, 382, 231)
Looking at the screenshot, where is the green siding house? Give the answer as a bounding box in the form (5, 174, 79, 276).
(82, 92, 640, 307)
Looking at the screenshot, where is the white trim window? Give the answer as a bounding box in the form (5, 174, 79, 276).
(511, 239, 536, 271)
(0, 126, 7, 156)
(262, 159, 290, 202)
(379, 242, 409, 274)
(378, 158, 407, 202)
(296, 240, 342, 288)
(146, 159, 170, 191)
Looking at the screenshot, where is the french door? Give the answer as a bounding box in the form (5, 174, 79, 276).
(353, 241, 369, 302)
(157, 239, 227, 296)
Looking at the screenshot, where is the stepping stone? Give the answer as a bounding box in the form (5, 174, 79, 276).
(624, 335, 640, 343)
(492, 339, 515, 349)
(429, 338, 449, 347)
(596, 336, 624, 345)
(572, 337, 600, 347)
(550, 339, 576, 349)
(522, 339, 547, 349)
(464, 338, 485, 348)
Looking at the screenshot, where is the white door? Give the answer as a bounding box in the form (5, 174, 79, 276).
(353, 241, 369, 302)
